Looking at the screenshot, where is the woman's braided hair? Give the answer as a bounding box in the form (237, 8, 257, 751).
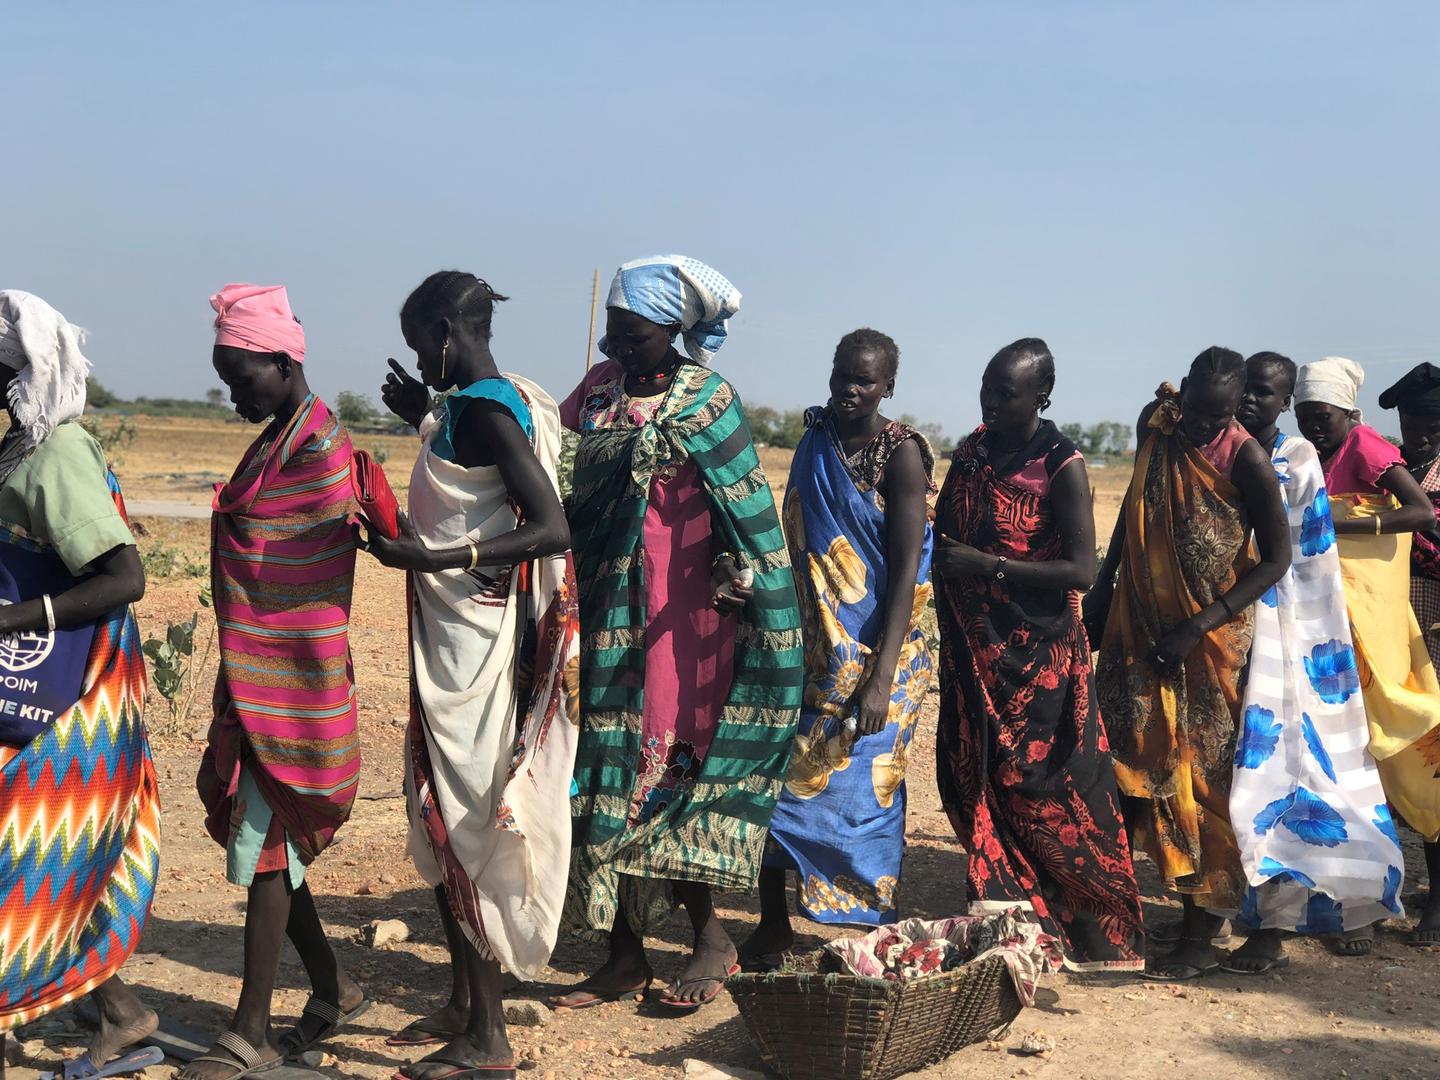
(401, 271, 510, 340)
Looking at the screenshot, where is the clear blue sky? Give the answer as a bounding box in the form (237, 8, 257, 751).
(8, 2, 1436, 438)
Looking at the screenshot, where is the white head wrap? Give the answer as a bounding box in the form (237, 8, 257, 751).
(0, 290, 92, 450)
(1295, 356, 1364, 420)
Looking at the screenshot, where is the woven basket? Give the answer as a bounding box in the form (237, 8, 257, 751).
(726, 948, 1023, 1080)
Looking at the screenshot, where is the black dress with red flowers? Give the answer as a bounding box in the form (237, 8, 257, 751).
(934, 421, 1144, 969)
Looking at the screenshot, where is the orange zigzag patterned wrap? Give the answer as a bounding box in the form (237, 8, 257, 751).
(0, 487, 159, 1031)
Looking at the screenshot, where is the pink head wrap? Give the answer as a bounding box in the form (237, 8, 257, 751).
(210, 283, 306, 363)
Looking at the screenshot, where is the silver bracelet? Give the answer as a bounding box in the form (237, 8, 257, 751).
(42, 593, 56, 632)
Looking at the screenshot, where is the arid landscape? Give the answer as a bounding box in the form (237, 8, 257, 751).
(6, 414, 1437, 1080)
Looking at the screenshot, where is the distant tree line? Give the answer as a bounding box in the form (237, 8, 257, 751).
(748, 405, 956, 454)
(1059, 421, 1132, 458)
(747, 410, 1135, 459)
(85, 377, 233, 419)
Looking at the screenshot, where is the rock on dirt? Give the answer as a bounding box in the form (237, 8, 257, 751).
(361, 918, 410, 947)
(682, 1061, 772, 1080)
(503, 999, 549, 1027)
(1018, 1030, 1057, 1056)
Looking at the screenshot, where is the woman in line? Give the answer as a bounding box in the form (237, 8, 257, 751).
(937, 339, 1144, 971)
(738, 328, 934, 967)
(0, 292, 161, 1075)
(1382, 360, 1440, 945)
(555, 256, 803, 1011)
(1223, 352, 1404, 974)
(188, 285, 367, 1080)
(1296, 357, 1440, 954)
(1087, 346, 1290, 980)
(362, 272, 577, 1080)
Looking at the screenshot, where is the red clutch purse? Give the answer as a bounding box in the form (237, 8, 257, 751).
(351, 450, 400, 540)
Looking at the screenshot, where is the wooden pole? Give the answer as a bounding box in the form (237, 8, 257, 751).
(586, 268, 600, 370)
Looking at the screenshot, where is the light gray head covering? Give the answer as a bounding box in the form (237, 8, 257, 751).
(0, 290, 92, 450)
(1295, 356, 1365, 420)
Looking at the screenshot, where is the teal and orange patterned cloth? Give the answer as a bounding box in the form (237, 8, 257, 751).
(562, 362, 803, 936)
(199, 394, 361, 871)
(0, 424, 158, 1030)
(765, 408, 935, 926)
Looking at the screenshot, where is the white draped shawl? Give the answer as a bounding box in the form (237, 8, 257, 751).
(404, 373, 580, 979)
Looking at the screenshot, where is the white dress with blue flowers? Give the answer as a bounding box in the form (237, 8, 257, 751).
(1224, 434, 1405, 932)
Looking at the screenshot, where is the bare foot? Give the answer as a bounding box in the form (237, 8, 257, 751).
(1408, 892, 1440, 945)
(736, 921, 794, 970)
(88, 986, 158, 1067)
(398, 1033, 514, 1080)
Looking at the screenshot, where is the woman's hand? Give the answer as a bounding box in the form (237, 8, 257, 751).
(356, 512, 434, 573)
(711, 556, 753, 613)
(1081, 580, 1113, 646)
(1082, 593, 1111, 650)
(932, 536, 997, 580)
(1152, 616, 1204, 674)
(381, 358, 431, 430)
(850, 671, 892, 736)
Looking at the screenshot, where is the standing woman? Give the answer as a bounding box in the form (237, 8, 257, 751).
(363, 272, 577, 1080)
(739, 328, 934, 967)
(0, 292, 161, 1075)
(189, 285, 367, 1080)
(1224, 353, 1404, 974)
(1087, 347, 1290, 980)
(936, 338, 1144, 971)
(1296, 357, 1440, 953)
(1383, 361, 1440, 945)
(556, 256, 802, 1011)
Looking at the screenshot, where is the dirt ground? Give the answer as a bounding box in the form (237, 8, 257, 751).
(6, 417, 1439, 1080)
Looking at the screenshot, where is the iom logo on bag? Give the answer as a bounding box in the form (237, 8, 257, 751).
(0, 598, 54, 673)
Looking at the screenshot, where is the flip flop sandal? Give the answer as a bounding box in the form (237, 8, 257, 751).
(385, 1017, 466, 1048)
(391, 1053, 517, 1080)
(1218, 953, 1291, 975)
(40, 1046, 166, 1080)
(547, 977, 652, 1012)
(1139, 961, 1219, 982)
(656, 963, 741, 1011)
(1061, 955, 1147, 974)
(278, 995, 372, 1057)
(186, 1031, 282, 1080)
(1331, 929, 1375, 957)
(1149, 920, 1232, 947)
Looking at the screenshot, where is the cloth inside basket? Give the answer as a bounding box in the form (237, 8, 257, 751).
(820, 909, 1061, 1005)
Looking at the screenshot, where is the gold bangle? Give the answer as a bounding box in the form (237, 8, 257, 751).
(1374, 514, 1382, 536)
(467, 541, 480, 570)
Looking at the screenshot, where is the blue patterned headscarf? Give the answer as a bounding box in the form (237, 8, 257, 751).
(599, 255, 742, 365)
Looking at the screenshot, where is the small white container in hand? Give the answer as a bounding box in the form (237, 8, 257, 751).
(718, 566, 754, 602)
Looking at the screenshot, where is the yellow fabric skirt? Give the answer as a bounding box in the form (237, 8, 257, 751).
(1332, 494, 1440, 840)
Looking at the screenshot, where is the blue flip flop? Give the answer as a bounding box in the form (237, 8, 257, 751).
(40, 1045, 166, 1080)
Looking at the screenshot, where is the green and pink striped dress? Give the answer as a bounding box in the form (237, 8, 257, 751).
(198, 394, 361, 878)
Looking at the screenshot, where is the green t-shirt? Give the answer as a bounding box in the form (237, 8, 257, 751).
(0, 422, 136, 576)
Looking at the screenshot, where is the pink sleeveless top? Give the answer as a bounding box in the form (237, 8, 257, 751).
(1196, 419, 1252, 479)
